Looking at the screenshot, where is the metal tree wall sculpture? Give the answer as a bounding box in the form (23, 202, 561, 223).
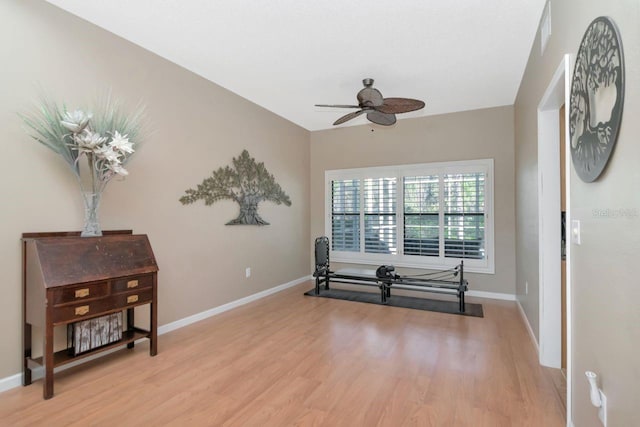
(569, 16, 625, 182)
(180, 150, 291, 225)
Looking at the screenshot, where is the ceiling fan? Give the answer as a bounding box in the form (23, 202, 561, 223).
(316, 78, 425, 126)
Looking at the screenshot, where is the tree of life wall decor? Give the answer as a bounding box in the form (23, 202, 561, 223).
(180, 150, 291, 225)
(569, 16, 625, 183)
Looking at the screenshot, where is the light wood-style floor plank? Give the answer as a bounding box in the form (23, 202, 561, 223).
(0, 282, 565, 426)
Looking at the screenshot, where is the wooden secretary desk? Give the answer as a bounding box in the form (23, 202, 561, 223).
(22, 230, 158, 399)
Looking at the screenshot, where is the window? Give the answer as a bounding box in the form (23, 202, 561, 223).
(443, 172, 485, 259)
(404, 174, 440, 257)
(364, 177, 397, 254)
(325, 159, 494, 273)
(331, 179, 359, 252)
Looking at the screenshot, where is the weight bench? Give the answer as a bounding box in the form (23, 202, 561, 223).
(312, 236, 469, 313)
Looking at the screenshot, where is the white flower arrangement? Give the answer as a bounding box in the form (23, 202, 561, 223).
(21, 95, 145, 195)
(21, 95, 145, 235)
(62, 112, 134, 183)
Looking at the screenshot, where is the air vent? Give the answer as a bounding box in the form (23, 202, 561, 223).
(540, 1, 552, 55)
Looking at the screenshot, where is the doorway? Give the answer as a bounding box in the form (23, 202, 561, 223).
(537, 54, 572, 421)
(560, 104, 567, 373)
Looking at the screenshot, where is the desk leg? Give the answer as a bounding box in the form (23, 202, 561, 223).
(150, 282, 157, 357)
(43, 322, 54, 399)
(23, 323, 32, 386)
(126, 308, 135, 349)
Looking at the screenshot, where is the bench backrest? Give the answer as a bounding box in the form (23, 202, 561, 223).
(315, 236, 330, 271)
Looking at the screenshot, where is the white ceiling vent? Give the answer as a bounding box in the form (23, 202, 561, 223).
(540, 2, 552, 55)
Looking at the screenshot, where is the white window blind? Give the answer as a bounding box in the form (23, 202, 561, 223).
(443, 172, 485, 259)
(364, 177, 397, 254)
(331, 179, 360, 252)
(325, 159, 493, 273)
(403, 175, 439, 257)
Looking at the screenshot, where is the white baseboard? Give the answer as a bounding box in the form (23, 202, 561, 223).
(517, 299, 539, 352)
(0, 373, 22, 393)
(466, 290, 516, 301)
(158, 275, 311, 335)
(0, 275, 311, 394)
(0, 344, 131, 393)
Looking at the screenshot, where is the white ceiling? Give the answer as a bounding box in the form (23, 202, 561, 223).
(45, 0, 546, 131)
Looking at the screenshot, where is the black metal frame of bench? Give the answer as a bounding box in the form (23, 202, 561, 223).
(312, 236, 469, 313)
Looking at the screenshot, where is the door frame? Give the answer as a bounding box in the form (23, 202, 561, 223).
(537, 54, 572, 422)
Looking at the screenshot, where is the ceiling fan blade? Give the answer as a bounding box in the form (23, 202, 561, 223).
(367, 111, 397, 126)
(333, 109, 367, 125)
(357, 87, 384, 107)
(315, 104, 361, 108)
(376, 98, 426, 114)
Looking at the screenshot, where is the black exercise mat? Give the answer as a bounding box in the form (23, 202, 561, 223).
(304, 288, 483, 317)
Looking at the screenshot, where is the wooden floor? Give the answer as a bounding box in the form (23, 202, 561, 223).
(0, 282, 565, 426)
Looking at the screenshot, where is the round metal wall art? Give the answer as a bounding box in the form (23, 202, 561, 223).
(569, 16, 625, 182)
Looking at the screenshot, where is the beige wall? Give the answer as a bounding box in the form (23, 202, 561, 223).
(515, 0, 640, 425)
(310, 106, 516, 295)
(0, 0, 310, 379)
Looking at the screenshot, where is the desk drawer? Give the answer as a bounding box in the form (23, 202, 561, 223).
(52, 287, 153, 324)
(51, 282, 109, 306)
(113, 288, 153, 309)
(112, 275, 153, 293)
(52, 298, 114, 324)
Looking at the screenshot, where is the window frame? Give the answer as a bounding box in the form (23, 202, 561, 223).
(325, 159, 495, 274)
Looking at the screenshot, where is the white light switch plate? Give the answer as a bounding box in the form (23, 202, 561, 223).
(571, 219, 581, 245)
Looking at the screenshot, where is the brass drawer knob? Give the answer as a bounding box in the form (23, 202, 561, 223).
(75, 288, 90, 298)
(127, 280, 139, 289)
(75, 305, 90, 316)
(127, 295, 139, 304)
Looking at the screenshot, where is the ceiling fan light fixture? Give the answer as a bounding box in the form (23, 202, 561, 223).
(316, 78, 425, 126)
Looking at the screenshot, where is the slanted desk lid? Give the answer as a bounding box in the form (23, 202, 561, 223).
(30, 234, 158, 288)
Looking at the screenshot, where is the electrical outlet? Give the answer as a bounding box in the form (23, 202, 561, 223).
(525, 281, 529, 295)
(599, 391, 607, 426)
(245, 267, 251, 278)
